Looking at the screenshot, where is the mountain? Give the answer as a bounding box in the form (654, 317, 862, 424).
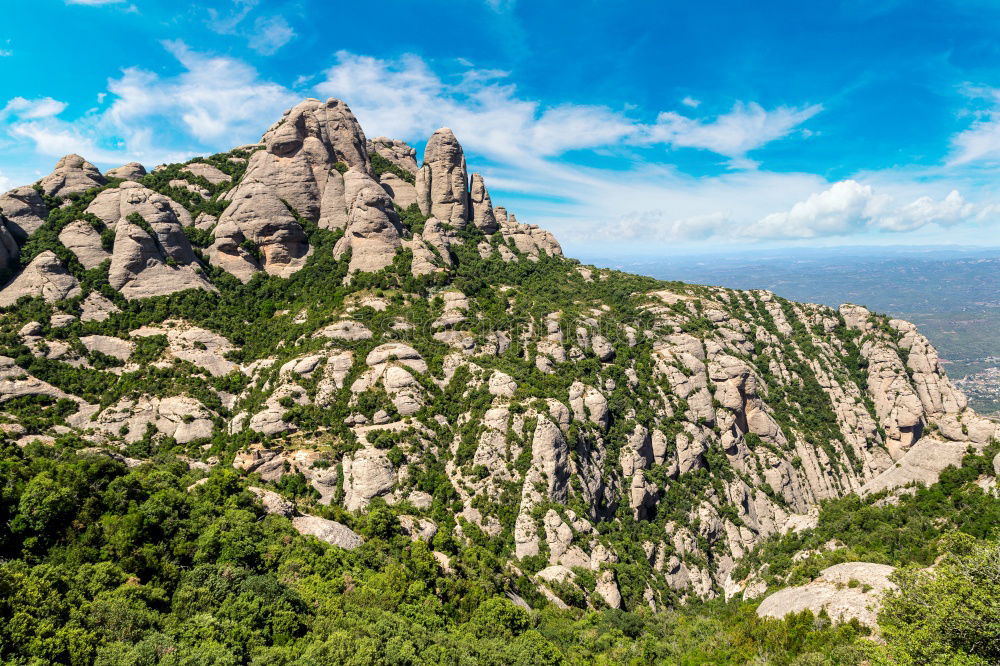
(0, 98, 997, 663)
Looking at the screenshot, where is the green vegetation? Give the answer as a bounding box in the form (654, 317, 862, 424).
(371, 151, 416, 184)
(0, 439, 872, 665)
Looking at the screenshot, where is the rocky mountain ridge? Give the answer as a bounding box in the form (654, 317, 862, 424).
(0, 97, 994, 612)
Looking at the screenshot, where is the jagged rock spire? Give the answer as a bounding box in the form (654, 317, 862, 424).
(415, 128, 470, 227)
(470, 173, 498, 234)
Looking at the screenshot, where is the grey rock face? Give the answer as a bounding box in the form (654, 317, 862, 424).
(182, 162, 230, 185)
(39, 154, 107, 198)
(292, 515, 363, 550)
(214, 98, 369, 279)
(0, 251, 81, 306)
(105, 162, 147, 181)
(378, 172, 418, 209)
(416, 128, 470, 226)
(469, 173, 499, 234)
(369, 136, 418, 175)
(756, 562, 896, 628)
(0, 221, 18, 276)
(332, 186, 404, 276)
(108, 210, 213, 300)
(58, 220, 111, 269)
(0, 186, 49, 239)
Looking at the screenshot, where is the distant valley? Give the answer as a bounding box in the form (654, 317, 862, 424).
(583, 246, 1000, 415)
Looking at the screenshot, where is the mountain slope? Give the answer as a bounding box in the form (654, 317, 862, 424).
(0, 97, 995, 617)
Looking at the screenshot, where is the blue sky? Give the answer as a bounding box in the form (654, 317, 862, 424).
(4, 0, 1000, 256)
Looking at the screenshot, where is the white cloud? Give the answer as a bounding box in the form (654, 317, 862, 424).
(682, 96, 700, 108)
(646, 102, 823, 166)
(948, 88, 1000, 166)
(0, 170, 10, 192)
(207, 1, 295, 55)
(248, 15, 296, 55)
(0, 97, 68, 121)
(1, 42, 297, 168)
(315, 52, 818, 166)
(738, 180, 990, 240)
(0, 50, 11, 57)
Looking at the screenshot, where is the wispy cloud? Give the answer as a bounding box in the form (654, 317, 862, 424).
(207, 0, 296, 55)
(314, 52, 819, 167)
(0, 42, 297, 167)
(0, 97, 68, 121)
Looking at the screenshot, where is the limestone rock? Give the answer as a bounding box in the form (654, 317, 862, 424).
(182, 162, 230, 185)
(80, 335, 134, 361)
(0, 186, 49, 238)
(379, 172, 418, 209)
(58, 220, 111, 269)
(469, 173, 498, 234)
(415, 128, 470, 226)
(39, 154, 107, 198)
(369, 137, 418, 175)
(333, 186, 404, 276)
(0, 221, 18, 276)
(249, 486, 296, 517)
(595, 570, 623, 609)
(0, 251, 81, 306)
(108, 208, 213, 299)
(756, 562, 896, 628)
(105, 162, 147, 181)
(292, 515, 363, 550)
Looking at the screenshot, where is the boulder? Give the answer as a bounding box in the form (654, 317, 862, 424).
(0, 186, 49, 238)
(249, 486, 296, 517)
(59, 220, 111, 269)
(341, 447, 396, 511)
(105, 162, 147, 181)
(756, 562, 897, 628)
(0, 251, 81, 306)
(415, 128, 470, 226)
(39, 154, 107, 198)
(292, 515, 363, 550)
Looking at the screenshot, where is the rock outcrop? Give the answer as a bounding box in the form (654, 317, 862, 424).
(368, 137, 418, 175)
(756, 562, 897, 628)
(332, 186, 403, 276)
(105, 162, 147, 181)
(0, 251, 80, 306)
(416, 128, 470, 226)
(58, 220, 111, 269)
(39, 154, 107, 198)
(213, 98, 370, 278)
(0, 186, 49, 238)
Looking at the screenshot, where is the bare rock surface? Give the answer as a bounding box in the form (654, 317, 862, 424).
(756, 562, 897, 628)
(292, 515, 363, 550)
(105, 162, 147, 181)
(0, 251, 81, 306)
(369, 137, 418, 175)
(59, 220, 111, 269)
(0, 186, 49, 238)
(416, 128, 470, 226)
(39, 154, 107, 198)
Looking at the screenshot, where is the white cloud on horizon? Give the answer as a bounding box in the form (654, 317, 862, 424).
(315, 52, 820, 167)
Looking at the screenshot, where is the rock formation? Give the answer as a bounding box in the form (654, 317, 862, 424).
(416, 128, 470, 226)
(105, 162, 147, 181)
(0, 186, 49, 238)
(0, 251, 80, 306)
(368, 136, 418, 175)
(39, 154, 107, 198)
